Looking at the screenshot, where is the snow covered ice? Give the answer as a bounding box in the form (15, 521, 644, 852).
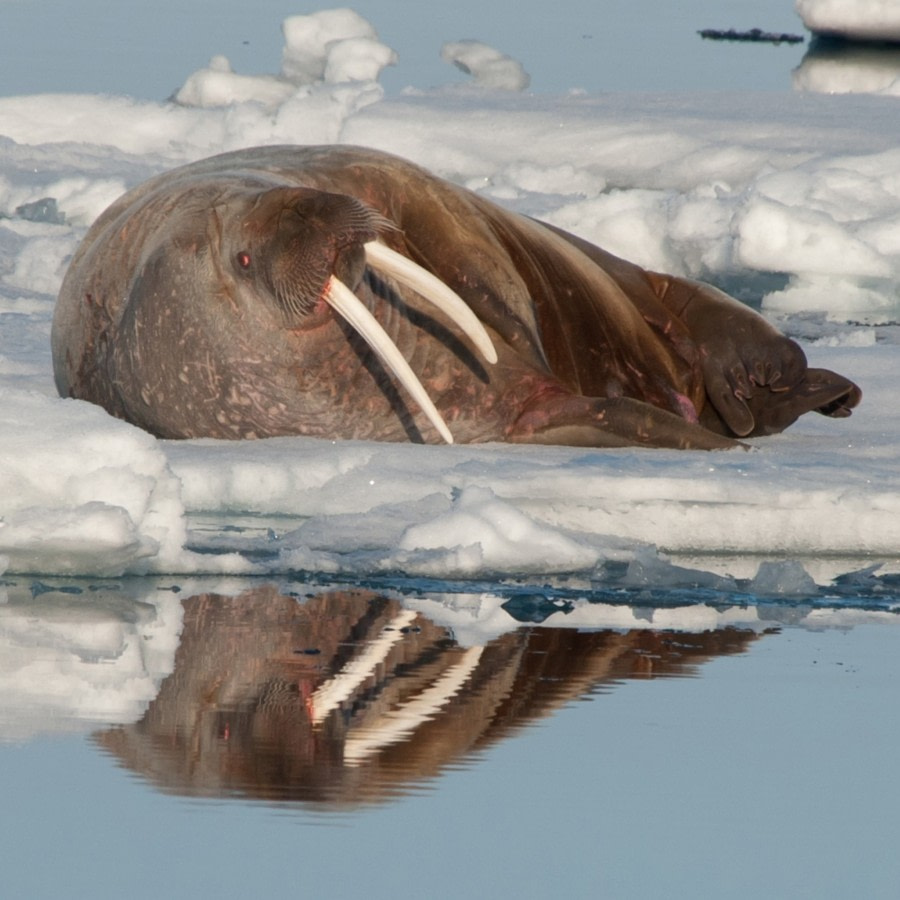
(796, 0, 900, 43)
(793, 0, 900, 96)
(1, 8, 900, 589)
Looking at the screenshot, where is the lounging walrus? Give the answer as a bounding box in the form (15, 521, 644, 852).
(52, 145, 860, 449)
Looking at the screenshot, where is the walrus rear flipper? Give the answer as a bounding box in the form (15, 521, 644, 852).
(642, 277, 862, 438)
(811, 371, 862, 419)
(508, 391, 740, 450)
(700, 368, 862, 438)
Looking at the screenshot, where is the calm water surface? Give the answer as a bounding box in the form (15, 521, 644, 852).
(0, 0, 884, 98)
(1, 574, 899, 899)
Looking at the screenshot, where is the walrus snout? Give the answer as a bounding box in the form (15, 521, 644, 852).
(236, 187, 395, 320)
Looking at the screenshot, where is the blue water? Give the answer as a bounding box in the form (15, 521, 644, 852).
(1, 573, 899, 899)
(1, 0, 812, 99)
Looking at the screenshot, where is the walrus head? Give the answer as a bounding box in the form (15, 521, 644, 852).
(220, 186, 498, 443)
(233, 187, 393, 319)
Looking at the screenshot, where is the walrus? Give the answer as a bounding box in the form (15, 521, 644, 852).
(52, 144, 860, 449)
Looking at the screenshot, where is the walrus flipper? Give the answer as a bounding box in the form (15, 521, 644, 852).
(702, 367, 862, 437)
(507, 390, 740, 450)
(532, 220, 861, 440)
(648, 277, 862, 437)
(807, 370, 862, 419)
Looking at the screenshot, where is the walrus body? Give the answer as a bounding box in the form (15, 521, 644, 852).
(52, 145, 860, 449)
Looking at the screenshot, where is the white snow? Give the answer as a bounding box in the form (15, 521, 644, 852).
(1, 9, 900, 586)
(440, 40, 530, 91)
(796, 0, 900, 42)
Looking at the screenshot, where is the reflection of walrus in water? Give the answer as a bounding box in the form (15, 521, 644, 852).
(96, 586, 760, 807)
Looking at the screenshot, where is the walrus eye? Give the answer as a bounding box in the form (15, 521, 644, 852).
(236, 251, 252, 269)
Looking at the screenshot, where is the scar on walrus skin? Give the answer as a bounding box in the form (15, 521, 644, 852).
(52, 145, 860, 449)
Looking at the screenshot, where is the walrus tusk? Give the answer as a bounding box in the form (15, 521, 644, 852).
(363, 240, 498, 365)
(324, 275, 455, 444)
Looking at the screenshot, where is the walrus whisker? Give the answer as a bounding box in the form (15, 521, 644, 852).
(324, 275, 454, 444)
(364, 240, 498, 365)
(274, 282, 313, 319)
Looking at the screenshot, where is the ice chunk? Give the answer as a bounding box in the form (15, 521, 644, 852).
(749, 560, 818, 597)
(441, 40, 530, 91)
(796, 0, 900, 42)
(281, 9, 383, 84)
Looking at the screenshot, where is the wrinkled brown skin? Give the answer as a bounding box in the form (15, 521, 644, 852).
(52, 145, 861, 449)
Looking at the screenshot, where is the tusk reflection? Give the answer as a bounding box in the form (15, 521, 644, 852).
(325, 275, 454, 444)
(342, 644, 485, 766)
(364, 241, 498, 365)
(309, 609, 419, 725)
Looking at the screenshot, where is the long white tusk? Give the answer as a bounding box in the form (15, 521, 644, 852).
(325, 275, 454, 444)
(364, 240, 498, 365)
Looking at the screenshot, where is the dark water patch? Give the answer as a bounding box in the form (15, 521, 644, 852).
(707, 271, 791, 310)
(13, 196, 66, 225)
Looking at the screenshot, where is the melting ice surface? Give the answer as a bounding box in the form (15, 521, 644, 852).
(1, 7, 899, 595)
